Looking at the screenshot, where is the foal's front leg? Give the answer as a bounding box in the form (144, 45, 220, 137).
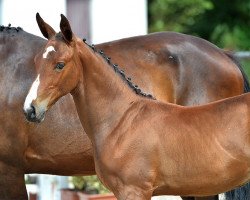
(114, 186, 153, 200)
(105, 176, 153, 200)
(181, 197, 194, 200)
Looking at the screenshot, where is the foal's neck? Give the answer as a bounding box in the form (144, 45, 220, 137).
(72, 39, 141, 142)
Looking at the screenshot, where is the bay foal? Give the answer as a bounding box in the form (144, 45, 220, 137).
(24, 15, 250, 199)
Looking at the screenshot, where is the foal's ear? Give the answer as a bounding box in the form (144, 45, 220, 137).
(36, 13, 56, 39)
(60, 14, 73, 43)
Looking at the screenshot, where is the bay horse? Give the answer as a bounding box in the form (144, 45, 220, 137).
(23, 14, 250, 200)
(1, 17, 249, 200)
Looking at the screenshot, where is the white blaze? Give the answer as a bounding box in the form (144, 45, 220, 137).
(43, 46, 56, 58)
(24, 74, 40, 110)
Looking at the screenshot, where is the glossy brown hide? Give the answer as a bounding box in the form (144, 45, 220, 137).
(0, 23, 246, 200)
(25, 15, 250, 200)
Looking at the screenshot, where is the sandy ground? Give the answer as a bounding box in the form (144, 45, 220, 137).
(152, 194, 226, 200)
(152, 196, 182, 200)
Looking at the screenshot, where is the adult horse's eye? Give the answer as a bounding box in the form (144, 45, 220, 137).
(55, 62, 65, 71)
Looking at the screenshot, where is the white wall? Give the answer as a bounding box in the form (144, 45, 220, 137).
(90, 0, 147, 43)
(1, 0, 147, 43)
(37, 175, 68, 200)
(1, 0, 66, 37)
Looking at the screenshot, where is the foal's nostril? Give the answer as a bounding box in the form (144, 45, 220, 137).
(29, 105, 36, 119)
(24, 104, 37, 122)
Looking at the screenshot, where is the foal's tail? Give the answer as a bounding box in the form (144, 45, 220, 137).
(224, 51, 250, 200)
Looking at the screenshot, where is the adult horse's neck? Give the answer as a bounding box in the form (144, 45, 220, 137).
(72, 39, 142, 143)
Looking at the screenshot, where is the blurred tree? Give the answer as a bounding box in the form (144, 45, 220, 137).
(193, 0, 250, 50)
(148, 0, 213, 33)
(148, 0, 250, 50)
(71, 175, 110, 194)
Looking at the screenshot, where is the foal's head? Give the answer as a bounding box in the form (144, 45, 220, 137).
(24, 13, 81, 122)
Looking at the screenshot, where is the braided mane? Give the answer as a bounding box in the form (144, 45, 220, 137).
(0, 24, 23, 32)
(82, 38, 155, 100)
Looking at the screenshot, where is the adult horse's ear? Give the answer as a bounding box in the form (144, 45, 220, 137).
(36, 13, 56, 39)
(60, 14, 73, 43)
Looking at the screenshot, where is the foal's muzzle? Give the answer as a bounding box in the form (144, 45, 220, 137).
(23, 104, 45, 123)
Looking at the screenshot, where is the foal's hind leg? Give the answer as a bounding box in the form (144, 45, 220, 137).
(181, 195, 219, 200)
(195, 196, 219, 200)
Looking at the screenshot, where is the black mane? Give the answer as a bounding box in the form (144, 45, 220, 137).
(83, 38, 155, 100)
(0, 24, 23, 32)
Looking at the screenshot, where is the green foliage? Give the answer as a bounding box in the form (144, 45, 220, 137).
(240, 59, 250, 79)
(148, 0, 250, 50)
(70, 175, 110, 194)
(148, 0, 213, 33)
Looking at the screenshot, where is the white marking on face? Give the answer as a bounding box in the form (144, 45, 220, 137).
(24, 74, 40, 110)
(43, 46, 56, 59)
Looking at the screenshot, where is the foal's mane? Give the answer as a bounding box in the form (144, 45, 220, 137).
(82, 38, 156, 100)
(0, 24, 23, 33)
(58, 32, 156, 100)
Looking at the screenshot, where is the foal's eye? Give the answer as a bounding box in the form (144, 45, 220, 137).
(55, 62, 65, 71)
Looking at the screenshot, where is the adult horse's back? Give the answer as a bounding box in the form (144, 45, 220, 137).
(97, 32, 246, 106)
(0, 24, 249, 200)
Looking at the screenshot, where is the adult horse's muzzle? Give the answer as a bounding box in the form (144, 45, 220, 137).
(23, 103, 46, 123)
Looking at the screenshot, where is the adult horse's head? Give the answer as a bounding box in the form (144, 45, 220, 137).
(23, 13, 81, 123)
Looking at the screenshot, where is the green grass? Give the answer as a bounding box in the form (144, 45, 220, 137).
(240, 59, 250, 80)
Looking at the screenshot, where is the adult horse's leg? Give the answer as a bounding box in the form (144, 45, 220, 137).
(0, 104, 29, 199)
(0, 144, 27, 200)
(0, 162, 27, 200)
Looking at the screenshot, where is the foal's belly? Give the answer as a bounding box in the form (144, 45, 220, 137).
(153, 129, 250, 196)
(154, 153, 250, 196)
(153, 166, 250, 196)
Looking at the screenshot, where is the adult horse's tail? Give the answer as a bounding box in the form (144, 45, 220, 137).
(225, 52, 250, 93)
(225, 183, 250, 200)
(224, 52, 250, 200)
